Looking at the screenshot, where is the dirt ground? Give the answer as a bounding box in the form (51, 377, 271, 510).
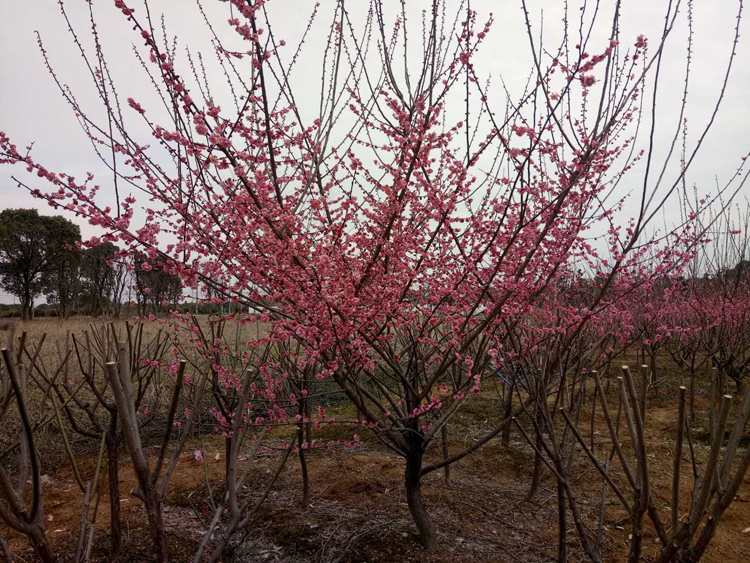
(3, 356, 750, 561)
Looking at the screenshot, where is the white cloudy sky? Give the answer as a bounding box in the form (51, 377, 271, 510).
(1, 0, 749, 303)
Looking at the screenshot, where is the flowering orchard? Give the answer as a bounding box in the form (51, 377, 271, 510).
(2, 0, 750, 562)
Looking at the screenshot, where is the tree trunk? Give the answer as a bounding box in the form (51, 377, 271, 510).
(225, 435, 232, 481)
(106, 432, 122, 557)
(298, 420, 310, 508)
(143, 490, 169, 563)
(21, 299, 32, 321)
(16, 367, 29, 500)
(441, 424, 451, 486)
(404, 446, 437, 551)
(689, 368, 696, 424)
(557, 478, 567, 563)
(28, 524, 58, 563)
(304, 399, 313, 444)
(527, 404, 545, 501)
(502, 386, 513, 446)
(628, 487, 645, 563)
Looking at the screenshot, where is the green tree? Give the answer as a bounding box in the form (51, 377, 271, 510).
(0, 208, 81, 320)
(81, 242, 118, 317)
(132, 251, 182, 316)
(43, 247, 82, 318)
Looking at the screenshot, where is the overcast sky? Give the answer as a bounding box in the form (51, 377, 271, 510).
(1, 0, 749, 304)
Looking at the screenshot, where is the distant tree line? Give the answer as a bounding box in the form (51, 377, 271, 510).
(0, 208, 182, 319)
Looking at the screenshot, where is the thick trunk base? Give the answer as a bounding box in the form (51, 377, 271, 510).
(107, 439, 122, 557)
(143, 492, 169, 563)
(405, 449, 438, 551)
(29, 525, 57, 563)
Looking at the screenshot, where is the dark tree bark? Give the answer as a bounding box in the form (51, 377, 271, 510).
(557, 477, 567, 563)
(298, 414, 310, 508)
(106, 425, 122, 557)
(502, 384, 513, 446)
(441, 424, 451, 486)
(28, 525, 57, 563)
(527, 404, 545, 501)
(404, 440, 437, 551)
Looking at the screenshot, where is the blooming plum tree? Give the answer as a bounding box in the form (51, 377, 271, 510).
(1, 0, 748, 556)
